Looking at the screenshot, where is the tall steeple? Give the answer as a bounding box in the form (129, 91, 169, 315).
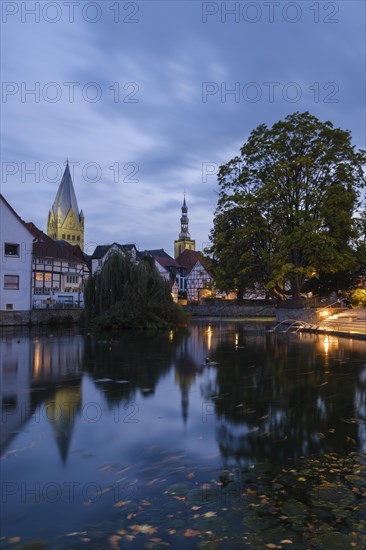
(174, 196, 195, 258)
(47, 161, 84, 250)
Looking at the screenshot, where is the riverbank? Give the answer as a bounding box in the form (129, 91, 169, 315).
(0, 309, 82, 326)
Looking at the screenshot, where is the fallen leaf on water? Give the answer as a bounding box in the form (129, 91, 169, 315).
(131, 524, 158, 535)
(186, 472, 195, 479)
(8, 537, 21, 544)
(167, 529, 176, 535)
(114, 500, 131, 508)
(116, 530, 127, 535)
(147, 478, 159, 486)
(184, 529, 201, 537)
(298, 477, 306, 481)
(140, 500, 151, 506)
(203, 511, 217, 518)
(191, 506, 201, 510)
(265, 544, 278, 549)
(81, 538, 91, 543)
(280, 541, 293, 545)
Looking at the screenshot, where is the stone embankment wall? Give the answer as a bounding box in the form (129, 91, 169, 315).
(275, 308, 344, 325)
(185, 304, 275, 317)
(0, 309, 82, 326)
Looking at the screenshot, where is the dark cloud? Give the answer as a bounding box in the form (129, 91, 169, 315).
(2, 1, 365, 255)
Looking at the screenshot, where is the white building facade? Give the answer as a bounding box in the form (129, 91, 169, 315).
(0, 195, 33, 311)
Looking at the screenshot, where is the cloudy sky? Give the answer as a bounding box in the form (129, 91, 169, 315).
(1, 0, 365, 257)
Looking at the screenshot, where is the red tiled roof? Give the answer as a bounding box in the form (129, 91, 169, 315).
(154, 255, 181, 269)
(25, 222, 87, 264)
(175, 249, 212, 275)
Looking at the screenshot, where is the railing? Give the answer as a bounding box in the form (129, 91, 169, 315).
(276, 297, 351, 309)
(33, 302, 84, 310)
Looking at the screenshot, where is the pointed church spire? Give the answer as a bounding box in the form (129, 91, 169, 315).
(52, 162, 80, 224)
(174, 195, 196, 258)
(47, 161, 84, 249)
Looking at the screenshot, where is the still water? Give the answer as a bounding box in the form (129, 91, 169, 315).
(1, 320, 365, 549)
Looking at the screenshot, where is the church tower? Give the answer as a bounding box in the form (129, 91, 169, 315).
(47, 162, 84, 250)
(174, 197, 195, 259)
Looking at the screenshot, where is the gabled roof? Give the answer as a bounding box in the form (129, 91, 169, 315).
(140, 249, 181, 268)
(176, 249, 212, 275)
(91, 243, 137, 260)
(52, 163, 80, 224)
(25, 222, 87, 264)
(0, 194, 34, 237)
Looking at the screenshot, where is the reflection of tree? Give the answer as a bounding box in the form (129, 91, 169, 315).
(84, 330, 186, 405)
(201, 326, 366, 466)
(173, 322, 220, 426)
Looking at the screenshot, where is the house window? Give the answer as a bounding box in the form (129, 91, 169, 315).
(37, 258, 44, 264)
(77, 236, 80, 241)
(69, 262, 77, 269)
(4, 243, 19, 257)
(72, 235, 75, 241)
(46, 260, 52, 265)
(4, 275, 19, 290)
(36, 272, 44, 281)
(45, 273, 52, 282)
(62, 234, 66, 239)
(6, 304, 13, 310)
(67, 234, 70, 240)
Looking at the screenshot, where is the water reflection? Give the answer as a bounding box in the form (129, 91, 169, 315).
(1, 322, 365, 545)
(1, 330, 83, 458)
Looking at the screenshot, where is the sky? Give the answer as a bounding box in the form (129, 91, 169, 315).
(1, 0, 365, 258)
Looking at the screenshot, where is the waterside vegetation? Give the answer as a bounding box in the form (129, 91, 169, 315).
(84, 253, 188, 329)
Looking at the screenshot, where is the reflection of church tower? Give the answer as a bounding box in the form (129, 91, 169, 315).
(175, 360, 197, 427)
(47, 161, 84, 250)
(46, 385, 82, 464)
(174, 197, 195, 259)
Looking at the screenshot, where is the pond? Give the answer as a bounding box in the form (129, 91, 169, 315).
(1, 320, 365, 549)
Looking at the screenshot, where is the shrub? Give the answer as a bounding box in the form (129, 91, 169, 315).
(84, 253, 188, 330)
(348, 288, 366, 308)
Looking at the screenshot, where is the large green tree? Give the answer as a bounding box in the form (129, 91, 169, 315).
(209, 112, 366, 299)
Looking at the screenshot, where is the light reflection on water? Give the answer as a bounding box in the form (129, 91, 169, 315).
(1, 321, 365, 547)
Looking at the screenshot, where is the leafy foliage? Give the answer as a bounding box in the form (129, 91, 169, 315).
(84, 253, 187, 329)
(209, 112, 366, 299)
(348, 288, 366, 308)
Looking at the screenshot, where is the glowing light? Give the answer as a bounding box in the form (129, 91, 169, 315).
(235, 333, 239, 350)
(206, 324, 213, 351)
(320, 310, 329, 318)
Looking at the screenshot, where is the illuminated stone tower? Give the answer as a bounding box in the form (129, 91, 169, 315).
(174, 196, 195, 259)
(47, 162, 84, 250)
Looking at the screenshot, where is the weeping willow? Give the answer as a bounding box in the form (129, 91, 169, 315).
(84, 253, 186, 329)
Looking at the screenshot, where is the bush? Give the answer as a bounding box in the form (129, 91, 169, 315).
(84, 253, 188, 330)
(348, 288, 366, 308)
